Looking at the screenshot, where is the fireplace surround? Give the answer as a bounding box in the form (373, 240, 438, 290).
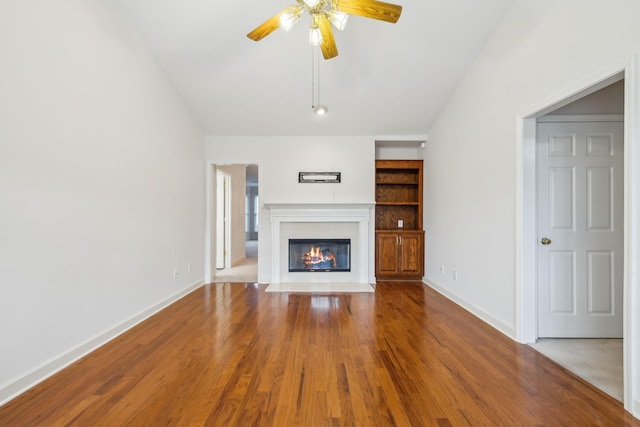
(266, 203, 374, 285)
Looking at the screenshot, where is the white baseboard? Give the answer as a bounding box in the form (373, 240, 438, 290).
(634, 398, 640, 418)
(0, 280, 204, 406)
(423, 278, 516, 340)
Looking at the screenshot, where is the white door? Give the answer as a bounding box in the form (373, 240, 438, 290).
(216, 171, 229, 269)
(537, 119, 623, 338)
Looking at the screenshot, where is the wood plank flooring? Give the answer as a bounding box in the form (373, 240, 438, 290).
(0, 282, 638, 426)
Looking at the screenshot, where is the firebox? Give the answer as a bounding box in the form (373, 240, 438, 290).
(288, 239, 351, 272)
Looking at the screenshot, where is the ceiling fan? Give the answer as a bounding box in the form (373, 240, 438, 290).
(247, 0, 403, 60)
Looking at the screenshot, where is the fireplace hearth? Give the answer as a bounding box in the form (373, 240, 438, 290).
(289, 239, 351, 272)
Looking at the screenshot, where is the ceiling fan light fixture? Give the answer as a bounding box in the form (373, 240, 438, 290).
(328, 9, 348, 30)
(248, 0, 402, 59)
(280, 6, 302, 31)
(309, 24, 323, 46)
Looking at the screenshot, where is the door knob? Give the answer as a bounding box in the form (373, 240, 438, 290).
(540, 237, 552, 245)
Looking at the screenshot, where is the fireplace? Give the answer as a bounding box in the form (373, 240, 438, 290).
(289, 239, 351, 272)
(266, 203, 374, 284)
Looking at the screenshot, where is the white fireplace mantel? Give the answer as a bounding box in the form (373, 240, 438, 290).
(266, 203, 374, 284)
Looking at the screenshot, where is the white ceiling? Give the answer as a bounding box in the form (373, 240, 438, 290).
(116, 0, 513, 136)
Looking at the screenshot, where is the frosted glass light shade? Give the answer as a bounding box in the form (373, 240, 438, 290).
(309, 26, 323, 45)
(280, 9, 302, 31)
(328, 10, 348, 30)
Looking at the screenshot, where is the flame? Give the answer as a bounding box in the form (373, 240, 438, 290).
(302, 246, 337, 268)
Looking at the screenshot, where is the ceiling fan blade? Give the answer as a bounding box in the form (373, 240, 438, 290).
(333, 0, 402, 23)
(318, 15, 338, 59)
(247, 9, 287, 41)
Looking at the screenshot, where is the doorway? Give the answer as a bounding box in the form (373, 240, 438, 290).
(533, 83, 624, 400)
(515, 62, 640, 412)
(212, 164, 259, 284)
(530, 81, 625, 398)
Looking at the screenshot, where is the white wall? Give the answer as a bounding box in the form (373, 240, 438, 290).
(206, 137, 376, 283)
(551, 79, 625, 115)
(375, 141, 426, 160)
(423, 0, 640, 416)
(0, 0, 204, 403)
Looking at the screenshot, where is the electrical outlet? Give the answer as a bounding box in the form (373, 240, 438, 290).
(187, 263, 192, 273)
(452, 269, 458, 280)
(173, 268, 178, 279)
(440, 264, 445, 274)
(398, 219, 403, 228)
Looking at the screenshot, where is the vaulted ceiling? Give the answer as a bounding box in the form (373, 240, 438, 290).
(116, 0, 513, 136)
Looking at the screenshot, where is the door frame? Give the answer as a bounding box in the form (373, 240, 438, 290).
(205, 161, 262, 284)
(515, 55, 639, 414)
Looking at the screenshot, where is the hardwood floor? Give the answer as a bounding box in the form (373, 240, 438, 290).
(0, 282, 637, 426)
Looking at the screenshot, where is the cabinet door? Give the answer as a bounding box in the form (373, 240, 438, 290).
(398, 232, 424, 275)
(375, 232, 399, 275)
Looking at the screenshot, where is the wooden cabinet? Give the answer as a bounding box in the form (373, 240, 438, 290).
(375, 160, 424, 280)
(375, 230, 424, 278)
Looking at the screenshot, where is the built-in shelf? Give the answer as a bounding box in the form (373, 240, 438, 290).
(375, 160, 424, 279)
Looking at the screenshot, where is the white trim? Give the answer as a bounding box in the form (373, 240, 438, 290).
(519, 70, 625, 119)
(374, 135, 428, 143)
(515, 54, 639, 416)
(623, 54, 640, 418)
(515, 116, 538, 343)
(204, 163, 215, 282)
(0, 280, 204, 406)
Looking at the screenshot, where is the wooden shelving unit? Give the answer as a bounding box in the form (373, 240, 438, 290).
(375, 160, 424, 280)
